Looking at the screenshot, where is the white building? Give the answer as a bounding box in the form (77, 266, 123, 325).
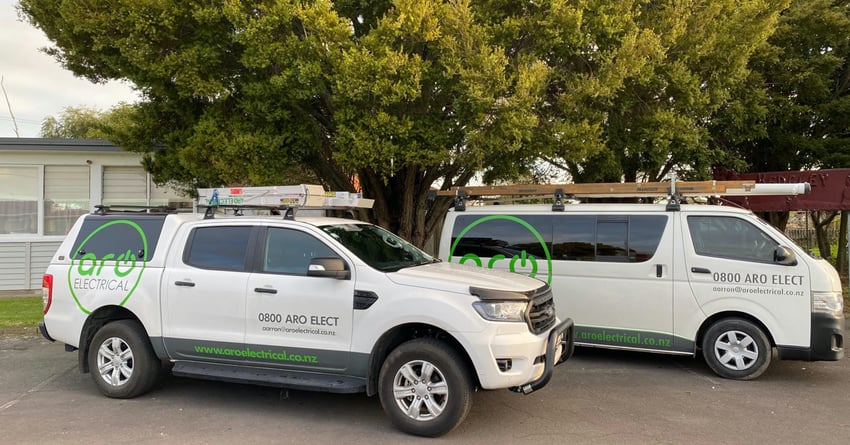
(0, 138, 192, 291)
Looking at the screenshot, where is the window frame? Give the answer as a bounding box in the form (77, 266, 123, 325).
(259, 226, 342, 276)
(183, 225, 258, 272)
(687, 215, 780, 264)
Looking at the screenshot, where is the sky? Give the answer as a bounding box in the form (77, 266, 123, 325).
(0, 0, 139, 138)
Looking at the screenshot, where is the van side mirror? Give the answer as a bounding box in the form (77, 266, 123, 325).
(774, 246, 797, 266)
(307, 258, 351, 280)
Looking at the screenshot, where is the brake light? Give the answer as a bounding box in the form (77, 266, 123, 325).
(42, 274, 53, 315)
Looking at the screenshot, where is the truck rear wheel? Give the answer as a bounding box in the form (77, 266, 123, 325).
(88, 320, 161, 398)
(702, 318, 771, 380)
(378, 338, 472, 437)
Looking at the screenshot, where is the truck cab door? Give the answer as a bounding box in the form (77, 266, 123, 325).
(244, 226, 355, 372)
(161, 224, 257, 362)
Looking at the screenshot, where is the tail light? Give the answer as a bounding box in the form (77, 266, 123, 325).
(42, 274, 53, 315)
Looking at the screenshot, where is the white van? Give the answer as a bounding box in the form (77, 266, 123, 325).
(438, 185, 844, 380)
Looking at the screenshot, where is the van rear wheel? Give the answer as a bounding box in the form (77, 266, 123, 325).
(702, 318, 771, 380)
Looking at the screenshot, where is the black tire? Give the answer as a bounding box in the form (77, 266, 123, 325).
(702, 318, 772, 380)
(88, 320, 161, 398)
(378, 338, 473, 437)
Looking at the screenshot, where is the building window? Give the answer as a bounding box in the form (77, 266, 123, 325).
(0, 166, 38, 234)
(45, 166, 90, 235)
(103, 166, 147, 206)
(103, 166, 192, 211)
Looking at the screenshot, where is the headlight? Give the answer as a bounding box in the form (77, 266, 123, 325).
(812, 291, 843, 316)
(472, 301, 527, 322)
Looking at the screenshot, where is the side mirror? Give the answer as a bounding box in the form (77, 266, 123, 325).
(307, 258, 350, 280)
(774, 246, 797, 266)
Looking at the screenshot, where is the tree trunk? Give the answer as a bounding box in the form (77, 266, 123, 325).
(837, 211, 847, 275)
(758, 211, 790, 231)
(811, 211, 838, 259)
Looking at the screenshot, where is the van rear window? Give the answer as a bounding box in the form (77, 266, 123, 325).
(71, 215, 167, 261)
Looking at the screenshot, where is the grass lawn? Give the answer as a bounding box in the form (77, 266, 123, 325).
(0, 296, 42, 333)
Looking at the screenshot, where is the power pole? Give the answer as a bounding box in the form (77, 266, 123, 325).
(1, 76, 21, 137)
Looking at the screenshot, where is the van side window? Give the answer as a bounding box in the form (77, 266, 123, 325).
(553, 215, 667, 263)
(184, 226, 253, 271)
(551, 215, 596, 260)
(263, 227, 338, 275)
(449, 215, 553, 261)
(688, 216, 778, 263)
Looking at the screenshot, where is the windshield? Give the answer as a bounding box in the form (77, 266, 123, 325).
(321, 223, 436, 272)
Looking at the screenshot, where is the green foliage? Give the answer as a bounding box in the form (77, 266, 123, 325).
(40, 105, 136, 139)
(20, 0, 556, 245)
(732, 0, 850, 172)
(477, 0, 790, 183)
(19, 0, 802, 246)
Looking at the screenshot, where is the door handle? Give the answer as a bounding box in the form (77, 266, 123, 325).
(656, 265, 663, 278)
(254, 287, 277, 294)
(174, 281, 195, 287)
(691, 267, 711, 274)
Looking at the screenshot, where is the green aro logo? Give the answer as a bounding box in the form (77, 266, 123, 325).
(449, 215, 553, 284)
(67, 220, 148, 314)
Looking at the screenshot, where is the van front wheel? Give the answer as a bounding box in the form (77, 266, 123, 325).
(702, 318, 771, 380)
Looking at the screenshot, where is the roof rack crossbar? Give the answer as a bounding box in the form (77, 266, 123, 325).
(93, 204, 177, 215)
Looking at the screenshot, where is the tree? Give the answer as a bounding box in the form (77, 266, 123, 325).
(19, 0, 791, 247)
(473, 0, 790, 184)
(40, 105, 123, 139)
(20, 0, 555, 247)
(714, 0, 850, 266)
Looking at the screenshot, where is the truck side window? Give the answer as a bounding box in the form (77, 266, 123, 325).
(263, 227, 338, 276)
(688, 216, 778, 263)
(184, 226, 253, 271)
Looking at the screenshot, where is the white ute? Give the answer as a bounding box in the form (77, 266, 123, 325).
(39, 185, 574, 437)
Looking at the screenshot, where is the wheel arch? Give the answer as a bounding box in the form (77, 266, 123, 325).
(696, 311, 776, 350)
(78, 305, 146, 373)
(365, 323, 477, 397)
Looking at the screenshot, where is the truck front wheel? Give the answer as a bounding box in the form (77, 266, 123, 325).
(702, 318, 772, 380)
(378, 338, 472, 437)
(88, 320, 161, 398)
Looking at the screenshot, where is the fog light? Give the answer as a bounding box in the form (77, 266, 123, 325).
(496, 358, 512, 372)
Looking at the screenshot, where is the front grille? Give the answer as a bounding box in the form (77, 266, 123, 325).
(527, 285, 556, 334)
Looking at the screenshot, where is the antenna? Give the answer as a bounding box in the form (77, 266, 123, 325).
(1, 76, 20, 137)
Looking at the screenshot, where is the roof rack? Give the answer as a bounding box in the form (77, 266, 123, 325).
(196, 185, 374, 219)
(93, 204, 178, 215)
(436, 179, 812, 212)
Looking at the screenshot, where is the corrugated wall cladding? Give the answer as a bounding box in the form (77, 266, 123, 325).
(0, 241, 61, 291)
